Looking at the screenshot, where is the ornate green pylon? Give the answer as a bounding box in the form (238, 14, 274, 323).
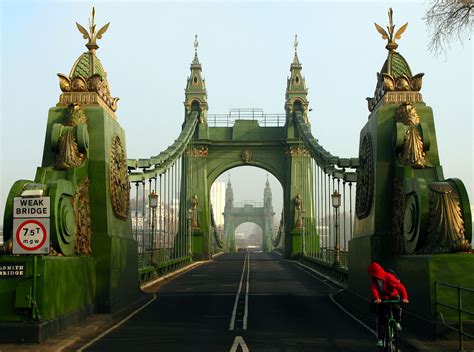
(0, 8, 139, 341)
(348, 8, 472, 336)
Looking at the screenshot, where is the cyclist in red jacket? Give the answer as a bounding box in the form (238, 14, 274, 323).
(368, 262, 409, 347)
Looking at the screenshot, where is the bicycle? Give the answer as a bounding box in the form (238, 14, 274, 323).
(380, 299, 401, 352)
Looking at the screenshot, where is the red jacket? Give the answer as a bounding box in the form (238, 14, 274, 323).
(368, 262, 408, 301)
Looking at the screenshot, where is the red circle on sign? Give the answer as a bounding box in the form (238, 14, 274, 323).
(15, 219, 48, 251)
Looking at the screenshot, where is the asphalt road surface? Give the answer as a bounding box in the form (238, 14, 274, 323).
(82, 252, 376, 351)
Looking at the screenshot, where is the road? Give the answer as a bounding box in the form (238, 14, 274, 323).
(82, 252, 376, 351)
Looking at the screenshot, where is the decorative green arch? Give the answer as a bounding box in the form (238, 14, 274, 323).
(183, 119, 316, 260)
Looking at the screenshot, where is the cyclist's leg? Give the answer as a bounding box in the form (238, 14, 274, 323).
(376, 304, 388, 339)
(393, 303, 401, 322)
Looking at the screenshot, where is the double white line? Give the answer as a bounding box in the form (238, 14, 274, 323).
(229, 251, 250, 330)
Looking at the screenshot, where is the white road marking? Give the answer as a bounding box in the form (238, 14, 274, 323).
(329, 291, 377, 337)
(288, 260, 343, 290)
(77, 294, 157, 351)
(229, 251, 249, 330)
(291, 260, 377, 337)
(229, 336, 250, 352)
(243, 251, 250, 330)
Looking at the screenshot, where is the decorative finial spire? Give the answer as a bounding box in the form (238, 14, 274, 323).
(292, 34, 301, 66)
(76, 7, 110, 53)
(374, 8, 408, 52)
(192, 34, 200, 65)
(194, 34, 199, 53)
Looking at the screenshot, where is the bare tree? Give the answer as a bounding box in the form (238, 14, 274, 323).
(424, 0, 473, 56)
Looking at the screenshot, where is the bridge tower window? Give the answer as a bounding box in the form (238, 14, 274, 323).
(293, 100, 303, 112)
(191, 100, 201, 117)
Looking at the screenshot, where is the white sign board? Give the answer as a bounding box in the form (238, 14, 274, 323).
(12, 218, 50, 254)
(12, 196, 51, 255)
(13, 197, 50, 218)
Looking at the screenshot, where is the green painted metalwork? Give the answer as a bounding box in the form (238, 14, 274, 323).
(1, 7, 471, 344)
(223, 179, 275, 252)
(0, 10, 139, 339)
(345, 9, 473, 338)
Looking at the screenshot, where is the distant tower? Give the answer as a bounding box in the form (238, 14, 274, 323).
(262, 176, 275, 252)
(223, 178, 236, 252)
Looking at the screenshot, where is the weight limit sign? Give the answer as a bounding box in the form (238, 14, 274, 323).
(13, 218, 50, 254)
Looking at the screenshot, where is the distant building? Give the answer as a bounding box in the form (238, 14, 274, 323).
(211, 181, 226, 226)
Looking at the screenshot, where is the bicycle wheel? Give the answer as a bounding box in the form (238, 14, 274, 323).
(385, 320, 398, 352)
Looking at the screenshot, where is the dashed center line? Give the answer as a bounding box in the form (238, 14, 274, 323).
(229, 252, 250, 331)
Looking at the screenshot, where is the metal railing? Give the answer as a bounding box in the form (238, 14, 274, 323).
(128, 114, 199, 284)
(294, 111, 358, 279)
(272, 212, 284, 249)
(233, 201, 264, 208)
(210, 204, 224, 250)
(207, 108, 285, 127)
(435, 281, 474, 351)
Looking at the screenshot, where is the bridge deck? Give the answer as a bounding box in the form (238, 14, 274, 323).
(85, 252, 375, 351)
(0, 252, 470, 351)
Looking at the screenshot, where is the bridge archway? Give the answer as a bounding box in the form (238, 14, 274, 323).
(234, 222, 263, 250)
(184, 118, 316, 259)
(209, 166, 280, 253)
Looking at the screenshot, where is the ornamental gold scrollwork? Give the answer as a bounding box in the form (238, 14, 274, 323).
(57, 8, 119, 114)
(287, 146, 309, 157)
(187, 147, 208, 158)
(366, 8, 425, 112)
(418, 182, 470, 254)
(58, 74, 119, 113)
(74, 178, 92, 254)
(55, 103, 88, 170)
(356, 134, 374, 219)
(394, 102, 426, 168)
(110, 135, 130, 220)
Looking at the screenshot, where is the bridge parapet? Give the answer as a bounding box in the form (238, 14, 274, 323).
(207, 108, 285, 127)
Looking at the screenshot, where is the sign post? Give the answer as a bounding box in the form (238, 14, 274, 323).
(12, 197, 50, 255)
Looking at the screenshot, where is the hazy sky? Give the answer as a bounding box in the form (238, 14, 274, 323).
(1, 1, 472, 225)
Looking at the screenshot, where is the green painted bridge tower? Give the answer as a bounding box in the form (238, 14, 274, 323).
(222, 178, 275, 253)
(182, 35, 317, 260)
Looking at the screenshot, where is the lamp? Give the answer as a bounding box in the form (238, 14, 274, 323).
(149, 190, 158, 266)
(149, 191, 158, 209)
(331, 190, 341, 267)
(331, 190, 341, 209)
(188, 209, 193, 255)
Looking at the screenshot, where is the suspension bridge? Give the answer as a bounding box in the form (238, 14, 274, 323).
(0, 7, 472, 351)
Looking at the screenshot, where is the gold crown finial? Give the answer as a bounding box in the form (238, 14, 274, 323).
(294, 34, 298, 52)
(76, 7, 110, 53)
(374, 8, 408, 52)
(194, 34, 199, 53)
